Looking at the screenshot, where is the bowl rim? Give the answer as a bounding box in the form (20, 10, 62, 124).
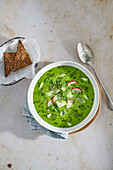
(27, 61, 100, 134)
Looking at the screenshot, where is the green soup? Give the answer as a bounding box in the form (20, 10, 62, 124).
(33, 66, 94, 128)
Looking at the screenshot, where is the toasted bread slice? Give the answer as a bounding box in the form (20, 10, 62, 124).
(13, 40, 32, 72)
(4, 52, 16, 77)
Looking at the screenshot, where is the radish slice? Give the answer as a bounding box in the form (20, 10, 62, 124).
(81, 78, 88, 81)
(47, 99, 53, 107)
(67, 80, 78, 86)
(58, 74, 66, 77)
(77, 97, 85, 103)
(56, 101, 66, 108)
(67, 99, 74, 108)
(53, 95, 58, 104)
(71, 87, 81, 93)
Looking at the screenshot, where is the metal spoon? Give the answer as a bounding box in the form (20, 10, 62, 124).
(77, 41, 113, 110)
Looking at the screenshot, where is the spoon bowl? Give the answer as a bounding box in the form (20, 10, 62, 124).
(77, 42, 94, 64)
(77, 41, 113, 110)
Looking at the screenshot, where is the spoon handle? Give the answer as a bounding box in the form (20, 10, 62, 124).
(89, 62, 113, 110)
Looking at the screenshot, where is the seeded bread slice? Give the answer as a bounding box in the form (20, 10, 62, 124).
(4, 52, 16, 77)
(13, 40, 32, 72)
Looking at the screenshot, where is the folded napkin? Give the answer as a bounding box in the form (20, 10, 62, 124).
(23, 102, 68, 139)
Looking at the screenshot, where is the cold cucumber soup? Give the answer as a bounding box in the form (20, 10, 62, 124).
(33, 66, 94, 128)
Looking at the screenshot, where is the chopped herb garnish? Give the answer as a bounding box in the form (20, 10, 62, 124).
(33, 65, 94, 128)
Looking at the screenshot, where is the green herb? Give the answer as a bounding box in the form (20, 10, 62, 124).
(78, 105, 85, 110)
(54, 122, 58, 125)
(50, 73, 55, 77)
(62, 120, 67, 122)
(33, 101, 39, 104)
(51, 113, 57, 120)
(80, 85, 88, 92)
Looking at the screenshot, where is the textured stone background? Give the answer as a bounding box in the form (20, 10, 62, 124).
(0, 0, 113, 170)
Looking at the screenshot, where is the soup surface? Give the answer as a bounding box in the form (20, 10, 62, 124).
(33, 66, 94, 128)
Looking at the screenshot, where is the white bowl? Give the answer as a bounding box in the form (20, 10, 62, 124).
(27, 61, 100, 134)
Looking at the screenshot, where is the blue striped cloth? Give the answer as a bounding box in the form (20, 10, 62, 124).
(23, 102, 68, 139)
